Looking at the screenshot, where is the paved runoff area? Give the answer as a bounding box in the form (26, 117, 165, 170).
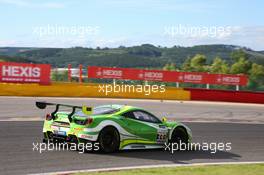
(0, 96, 263, 123)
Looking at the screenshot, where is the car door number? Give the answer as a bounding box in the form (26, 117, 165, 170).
(157, 129, 167, 143)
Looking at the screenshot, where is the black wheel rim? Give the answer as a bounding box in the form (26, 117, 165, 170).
(100, 128, 119, 152)
(172, 130, 188, 144)
(103, 133, 114, 146)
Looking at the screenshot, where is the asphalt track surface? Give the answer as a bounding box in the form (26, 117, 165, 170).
(0, 97, 263, 174)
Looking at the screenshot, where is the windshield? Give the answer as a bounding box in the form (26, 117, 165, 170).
(75, 106, 120, 116)
(92, 107, 119, 115)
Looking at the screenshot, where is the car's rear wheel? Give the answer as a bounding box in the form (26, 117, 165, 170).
(43, 132, 53, 143)
(98, 126, 120, 153)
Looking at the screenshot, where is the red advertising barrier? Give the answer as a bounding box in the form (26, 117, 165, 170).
(178, 72, 208, 84)
(88, 66, 248, 86)
(0, 62, 51, 85)
(207, 74, 248, 86)
(186, 88, 264, 104)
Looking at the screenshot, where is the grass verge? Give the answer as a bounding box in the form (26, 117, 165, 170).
(75, 163, 264, 175)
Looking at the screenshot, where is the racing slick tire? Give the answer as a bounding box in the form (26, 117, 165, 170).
(98, 126, 120, 153)
(170, 127, 189, 151)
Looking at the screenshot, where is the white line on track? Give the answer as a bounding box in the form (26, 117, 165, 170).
(30, 161, 264, 175)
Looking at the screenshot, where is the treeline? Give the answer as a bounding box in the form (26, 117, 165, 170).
(0, 55, 38, 63)
(52, 49, 264, 91)
(1, 44, 264, 91)
(1, 44, 264, 68)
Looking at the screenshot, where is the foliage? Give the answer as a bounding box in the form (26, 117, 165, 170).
(231, 49, 249, 62)
(181, 57, 192, 72)
(51, 70, 68, 82)
(248, 63, 264, 90)
(210, 57, 229, 74)
(76, 164, 264, 175)
(230, 57, 251, 74)
(0, 55, 38, 63)
(1, 44, 264, 68)
(190, 54, 207, 72)
(163, 63, 177, 71)
(1, 45, 264, 91)
(230, 50, 252, 74)
(180, 53, 264, 91)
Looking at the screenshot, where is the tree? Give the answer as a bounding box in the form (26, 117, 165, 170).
(190, 54, 207, 72)
(163, 63, 177, 71)
(250, 63, 264, 78)
(52, 70, 68, 81)
(180, 54, 208, 72)
(181, 58, 192, 72)
(210, 57, 229, 74)
(231, 49, 248, 62)
(169, 63, 177, 70)
(230, 49, 252, 74)
(249, 63, 264, 84)
(230, 57, 251, 74)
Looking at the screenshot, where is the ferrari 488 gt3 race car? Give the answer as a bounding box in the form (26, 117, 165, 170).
(36, 101, 192, 153)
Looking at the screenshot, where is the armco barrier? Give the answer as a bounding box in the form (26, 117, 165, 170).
(0, 82, 190, 100)
(186, 88, 264, 104)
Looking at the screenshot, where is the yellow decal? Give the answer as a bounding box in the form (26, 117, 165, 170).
(82, 106, 93, 115)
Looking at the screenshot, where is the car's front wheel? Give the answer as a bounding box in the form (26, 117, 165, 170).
(98, 126, 120, 153)
(170, 127, 189, 151)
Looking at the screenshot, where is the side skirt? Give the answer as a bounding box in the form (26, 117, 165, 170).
(122, 144, 164, 150)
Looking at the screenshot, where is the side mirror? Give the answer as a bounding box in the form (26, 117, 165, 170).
(162, 117, 167, 123)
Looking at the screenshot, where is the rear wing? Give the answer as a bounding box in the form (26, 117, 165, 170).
(35, 101, 93, 122)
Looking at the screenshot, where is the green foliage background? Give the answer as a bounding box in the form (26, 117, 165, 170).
(0, 44, 263, 91)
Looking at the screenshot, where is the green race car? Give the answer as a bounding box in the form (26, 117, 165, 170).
(36, 101, 192, 153)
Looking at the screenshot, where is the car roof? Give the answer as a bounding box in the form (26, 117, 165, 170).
(95, 104, 144, 113)
(95, 104, 125, 110)
(74, 104, 145, 117)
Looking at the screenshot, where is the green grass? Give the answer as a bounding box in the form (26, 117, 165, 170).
(75, 164, 264, 175)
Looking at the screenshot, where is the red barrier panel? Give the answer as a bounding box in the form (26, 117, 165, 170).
(179, 72, 208, 84)
(207, 74, 248, 86)
(0, 62, 51, 85)
(87, 66, 178, 81)
(186, 88, 264, 104)
(88, 66, 248, 86)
